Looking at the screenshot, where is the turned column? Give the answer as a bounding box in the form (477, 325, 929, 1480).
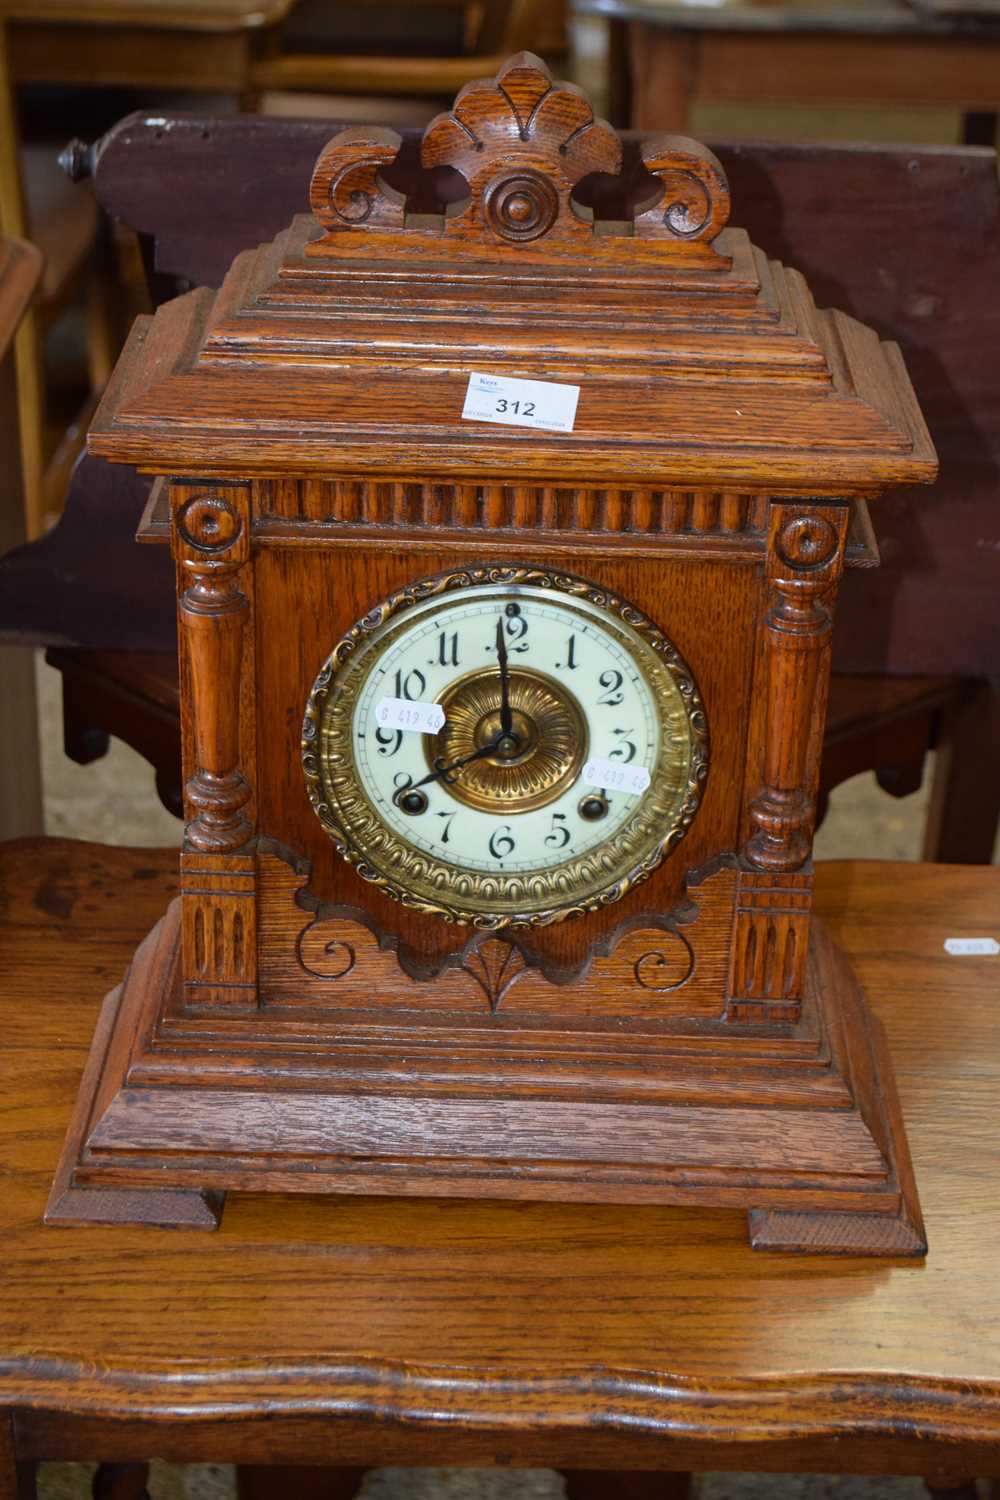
(172, 482, 258, 1010)
(729, 500, 850, 1024)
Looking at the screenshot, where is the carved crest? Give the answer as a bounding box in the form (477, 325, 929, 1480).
(308, 52, 731, 267)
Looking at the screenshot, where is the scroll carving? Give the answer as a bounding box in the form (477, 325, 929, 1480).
(172, 488, 252, 855)
(292, 906, 702, 1015)
(745, 502, 850, 873)
(635, 136, 731, 245)
(309, 125, 405, 234)
(258, 845, 738, 1021)
(306, 52, 731, 266)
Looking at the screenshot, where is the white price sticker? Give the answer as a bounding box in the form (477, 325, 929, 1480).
(944, 937, 999, 956)
(461, 371, 580, 433)
(374, 697, 445, 735)
(583, 757, 651, 796)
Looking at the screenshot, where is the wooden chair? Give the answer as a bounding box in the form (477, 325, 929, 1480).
(0, 232, 43, 839)
(2, 116, 998, 860)
(249, 0, 566, 104)
(0, 25, 119, 539)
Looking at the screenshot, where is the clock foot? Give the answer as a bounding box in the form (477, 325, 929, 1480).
(747, 933, 926, 1257)
(43, 982, 226, 1231)
(44, 1180, 225, 1230)
(747, 1206, 926, 1257)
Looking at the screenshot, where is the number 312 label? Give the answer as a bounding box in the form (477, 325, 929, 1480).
(461, 371, 580, 433)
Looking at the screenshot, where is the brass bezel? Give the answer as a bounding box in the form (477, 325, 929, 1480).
(302, 565, 709, 929)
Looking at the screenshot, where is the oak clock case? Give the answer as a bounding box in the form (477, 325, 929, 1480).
(49, 52, 937, 1254)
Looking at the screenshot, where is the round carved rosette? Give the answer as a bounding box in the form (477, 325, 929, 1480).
(175, 494, 242, 555)
(775, 514, 838, 571)
(483, 171, 559, 243)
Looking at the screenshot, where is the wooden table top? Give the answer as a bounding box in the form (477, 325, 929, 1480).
(572, 0, 1000, 33)
(2, 839, 1000, 1472)
(0, 0, 293, 32)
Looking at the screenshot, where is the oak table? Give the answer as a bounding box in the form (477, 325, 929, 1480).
(574, 0, 1000, 139)
(1, 838, 999, 1490)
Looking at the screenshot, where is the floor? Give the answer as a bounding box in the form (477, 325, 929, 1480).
(34, 1465, 995, 1500)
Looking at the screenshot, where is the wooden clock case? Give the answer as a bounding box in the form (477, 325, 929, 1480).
(48, 54, 937, 1253)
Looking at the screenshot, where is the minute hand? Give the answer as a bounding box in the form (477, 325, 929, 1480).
(495, 615, 513, 737)
(395, 738, 502, 800)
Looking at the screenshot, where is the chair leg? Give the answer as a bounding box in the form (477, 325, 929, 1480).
(236, 1465, 367, 1500)
(923, 678, 1000, 864)
(92, 1464, 151, 1500)
(924, 1482, 979, 1500)
(561, 1473, 691, 1500)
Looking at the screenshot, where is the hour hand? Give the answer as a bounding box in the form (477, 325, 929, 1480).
(495, 615, 513, 737)
(393, 739, 500, 802)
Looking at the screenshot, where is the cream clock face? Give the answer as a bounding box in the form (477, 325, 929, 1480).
(303, 568, 708, 928)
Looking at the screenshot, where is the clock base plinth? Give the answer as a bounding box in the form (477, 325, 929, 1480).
(46, 900, 925, 1257)
(45, 987, 226, 1231)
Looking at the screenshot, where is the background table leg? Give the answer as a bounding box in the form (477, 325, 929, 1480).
(92, 1464, 150, 1500)
(562, 1473, 692, 1500)
(236, 1467, 367, 1500)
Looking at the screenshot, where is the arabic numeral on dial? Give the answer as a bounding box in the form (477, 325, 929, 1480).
(597, 668, 625, 706)
(393, 667, 427, 701)
(609, 728, 637, 763)
(504, 602, 529, 652)
(435, 811, 457, 845)
(544, 813, 571, 849)
(488, 825, 515, 860)
(557, 634, 577, 671)
(375, 726, 403, 757)
(433, 632, 459, 668)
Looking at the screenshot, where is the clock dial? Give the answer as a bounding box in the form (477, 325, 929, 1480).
(303, 568, 708, 928)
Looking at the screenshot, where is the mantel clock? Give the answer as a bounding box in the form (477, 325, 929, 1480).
(49, 55, 937, 1253)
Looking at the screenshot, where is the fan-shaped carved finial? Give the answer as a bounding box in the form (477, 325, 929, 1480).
(307, 51, 731, 267)
(420, 51, 621, 246)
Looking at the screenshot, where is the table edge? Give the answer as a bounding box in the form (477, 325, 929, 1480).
(2, 1358, 1000, 1439)
(570, 0, 996, 35)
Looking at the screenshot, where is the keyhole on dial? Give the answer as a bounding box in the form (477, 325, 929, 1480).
(397, 789, 429, 816)
(578, 793, 609, 822)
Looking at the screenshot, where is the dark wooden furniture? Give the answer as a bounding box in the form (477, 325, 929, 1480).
(576, 0, 1000, 143)
(2, 837, 1000, 1487)
(44, 55, 936, 1252)
(250, 1, 567, 103)
(0, 232, 43, 839)
(0, 24, 122, 537)
(4, 120, 994, 859)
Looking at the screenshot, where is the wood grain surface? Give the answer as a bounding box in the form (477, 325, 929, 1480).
(2, 840, 999, 1473)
